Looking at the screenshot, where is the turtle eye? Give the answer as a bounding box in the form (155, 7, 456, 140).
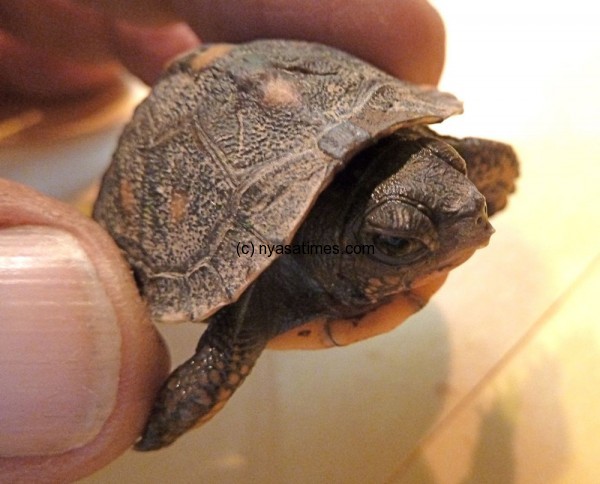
(368, 232, 429, 264)
(360, 199, 438, 265)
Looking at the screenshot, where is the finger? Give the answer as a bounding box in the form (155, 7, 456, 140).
(0, 179, 169, 482)
(0, 0, 442, 97)
(0, 32, 122, 98)
(0, 0, 184, 62)
(0, 0, 114, 62)
(84, 0, 445, 84)
(0, 0, 198, 97)
(109, 21, 200, 86)
(0, 23, 198, 98)
(170, 0, 446, 84)
(1, 0, 443, 85)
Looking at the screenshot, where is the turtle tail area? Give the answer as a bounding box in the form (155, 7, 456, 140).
(135, 307, 267, 451)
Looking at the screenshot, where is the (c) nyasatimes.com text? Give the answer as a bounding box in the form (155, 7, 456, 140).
(236, 241, 375, 258)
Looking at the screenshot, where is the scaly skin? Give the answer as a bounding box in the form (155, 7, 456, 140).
(136, 292, 267, 450)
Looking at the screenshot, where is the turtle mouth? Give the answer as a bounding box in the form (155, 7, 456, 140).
(405, 239, 489, 290)
(414, 209, 494, 279)
(471, 218, 495, 247)
(438, 217, 494, 269)
(443, 201, 495, 254)
(439, 247, 481, 272)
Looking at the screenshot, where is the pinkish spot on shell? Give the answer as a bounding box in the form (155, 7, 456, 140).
(262, 77, 301, 107)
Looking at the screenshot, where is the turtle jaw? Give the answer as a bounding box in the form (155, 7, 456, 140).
(363, 183, 494, 296)
(408, 199, 494, 285)
(410, 244, 485, 290)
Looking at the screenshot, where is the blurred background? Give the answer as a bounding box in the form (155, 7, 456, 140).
(1, 0, 599, 482)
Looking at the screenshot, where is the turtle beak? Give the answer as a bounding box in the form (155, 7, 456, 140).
(455, 190, 494, 249)
(469, 198, 494, 247)
(435, 215, 493, 275)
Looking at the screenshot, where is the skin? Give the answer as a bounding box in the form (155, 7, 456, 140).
(0, 0, 444, 97)
(0, 0, 445, 480)
(0, 179, 169, 482)
(136, 129, 494, 450)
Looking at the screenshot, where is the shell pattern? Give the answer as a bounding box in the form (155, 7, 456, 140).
(93, 40, 463, 322)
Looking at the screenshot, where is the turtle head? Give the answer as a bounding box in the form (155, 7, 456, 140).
(297, 129, 494, 312)
(348, 133, 493, 299)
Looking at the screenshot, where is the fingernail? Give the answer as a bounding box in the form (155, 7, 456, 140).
(0, 226, 121, 456)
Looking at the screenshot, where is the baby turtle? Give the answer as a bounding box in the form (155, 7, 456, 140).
(93, 40, 519, 450)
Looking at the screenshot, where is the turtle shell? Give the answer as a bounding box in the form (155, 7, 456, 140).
(93, 39, 463, 322)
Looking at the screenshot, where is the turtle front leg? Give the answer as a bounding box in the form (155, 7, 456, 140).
(417, 126, 519, 216)
(444, 136, 519, 216)
(135, 297, 268, 451)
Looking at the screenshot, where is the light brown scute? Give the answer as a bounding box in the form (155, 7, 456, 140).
(189, 44, 234, 72)
(119, 179, 136, 215)
(170, 190, 189, 223)
(262, 77, 301, 107)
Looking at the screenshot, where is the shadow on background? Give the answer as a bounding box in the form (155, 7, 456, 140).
(462, 353, 569, 484)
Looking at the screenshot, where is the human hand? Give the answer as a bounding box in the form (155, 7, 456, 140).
(0, 1, 445, 481)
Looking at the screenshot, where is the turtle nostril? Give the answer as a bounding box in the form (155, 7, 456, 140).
(473, 198, 489, 227)
(483, 201, 488, 217)
(470, 197, 493, 239)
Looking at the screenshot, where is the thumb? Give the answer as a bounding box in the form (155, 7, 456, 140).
(0, 179, 169, 482)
